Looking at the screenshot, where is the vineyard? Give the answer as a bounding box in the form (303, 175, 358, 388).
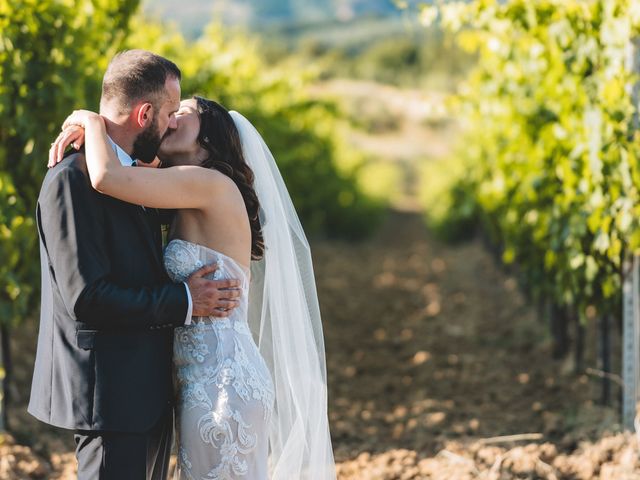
(420, 0, 640, 427)
(4, 0, 640, 478)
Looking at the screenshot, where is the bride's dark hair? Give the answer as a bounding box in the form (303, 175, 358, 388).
(193, 96, 264, 260)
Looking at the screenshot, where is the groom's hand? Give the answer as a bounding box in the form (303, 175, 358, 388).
(187, 263, 242, 317)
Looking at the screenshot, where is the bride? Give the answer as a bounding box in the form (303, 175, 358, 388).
(50, 97, 336, 479)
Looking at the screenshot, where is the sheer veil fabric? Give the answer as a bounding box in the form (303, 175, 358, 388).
(229, 111, 336, 479)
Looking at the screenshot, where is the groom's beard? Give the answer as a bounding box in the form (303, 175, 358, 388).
(132, 117, 164, 164)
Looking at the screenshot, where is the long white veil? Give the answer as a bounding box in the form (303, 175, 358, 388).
(229, 111, 336, 479)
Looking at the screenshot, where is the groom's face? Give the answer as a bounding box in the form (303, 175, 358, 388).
(133, 77, 181, 163)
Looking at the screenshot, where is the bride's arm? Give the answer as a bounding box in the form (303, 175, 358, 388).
(51, 110, 218, 210)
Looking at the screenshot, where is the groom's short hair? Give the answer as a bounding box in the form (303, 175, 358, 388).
(101, 49, 181, 114)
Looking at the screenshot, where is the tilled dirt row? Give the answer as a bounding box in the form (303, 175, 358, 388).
(316, 210, 637, 479)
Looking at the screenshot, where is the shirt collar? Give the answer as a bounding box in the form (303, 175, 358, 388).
(107, 136, 134, 167)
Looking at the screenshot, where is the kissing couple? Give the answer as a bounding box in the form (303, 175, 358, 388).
(28, 49, 335, 480)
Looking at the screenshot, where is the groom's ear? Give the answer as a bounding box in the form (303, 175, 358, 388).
(134, 102, 154, 128)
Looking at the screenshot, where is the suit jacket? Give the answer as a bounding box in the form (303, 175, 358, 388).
(28, 152, 189, 432)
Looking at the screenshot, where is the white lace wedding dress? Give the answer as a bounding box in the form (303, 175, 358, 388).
(164, 238, 275, 480)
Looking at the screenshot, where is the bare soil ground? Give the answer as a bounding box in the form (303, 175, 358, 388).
(318, 210, 639, 480)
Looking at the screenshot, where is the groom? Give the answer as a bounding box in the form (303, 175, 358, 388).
(28, 50, 240, 479)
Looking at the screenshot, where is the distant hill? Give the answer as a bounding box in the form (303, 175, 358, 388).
(143, 0, 405, 38)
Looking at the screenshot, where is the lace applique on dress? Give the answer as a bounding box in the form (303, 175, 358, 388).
(164, 240, 204, 283)
(165, 239, 274, 479)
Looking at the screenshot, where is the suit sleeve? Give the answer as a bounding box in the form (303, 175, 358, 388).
(38, 164, 189, 331)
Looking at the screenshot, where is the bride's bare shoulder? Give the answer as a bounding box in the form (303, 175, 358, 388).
(171, 165, 233, 188)
(208, 168, 241, 193)
(188, 167, 243, 205)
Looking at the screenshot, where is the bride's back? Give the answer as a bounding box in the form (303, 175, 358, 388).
(168, 168, 252, 271)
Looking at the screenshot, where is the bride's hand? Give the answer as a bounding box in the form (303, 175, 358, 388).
(48, 110, 103, 168)
(48, 125, 85, 168)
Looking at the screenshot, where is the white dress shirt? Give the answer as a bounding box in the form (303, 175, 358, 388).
(107, 137, 193, 325)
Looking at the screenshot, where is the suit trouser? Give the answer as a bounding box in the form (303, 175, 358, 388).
(74, 407, 173, 480)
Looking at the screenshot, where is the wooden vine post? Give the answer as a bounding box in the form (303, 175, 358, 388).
(622, 37, 640, 431)
(622, 256, 639, 429)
